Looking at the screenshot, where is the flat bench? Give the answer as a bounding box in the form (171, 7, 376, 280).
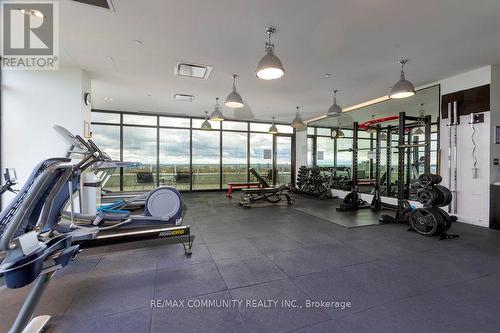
(226, 182, 262, 198)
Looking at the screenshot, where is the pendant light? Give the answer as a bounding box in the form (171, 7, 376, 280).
(268, 117, 279, 134)
(389, 59, 416, 99)
(327, 90, 342, 117)
(201, 111, 212, 130)
(210, 97, 224, 121)
(291, 106, 305, 129)
(413, 103, 425, 135)
(255, 27, 285, 80)
(225, 74, 244, 108)
(381, 132, 388, 140)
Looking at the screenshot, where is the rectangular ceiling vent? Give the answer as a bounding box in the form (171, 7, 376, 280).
(175, 62, 212, 80)
(72, 0, 114, 10)
(173, 94, 195, 102)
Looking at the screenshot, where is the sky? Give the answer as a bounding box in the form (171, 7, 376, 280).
(91, 123, 292, 167)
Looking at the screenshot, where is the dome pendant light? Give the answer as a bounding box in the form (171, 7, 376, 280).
(256, 27, 285, 80)
(201, 111, 212, 130)
(389, 59, 416, 99)
(291, 106, 305, 130)
(210, 97, 224, 121)
(327, 90, 342, 117)
(225, 74, 244, 108)
(268, 117, 279, 135)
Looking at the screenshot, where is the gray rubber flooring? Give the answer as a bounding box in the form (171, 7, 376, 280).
(292, 197, 389, 228)
(1, 192, 500, 333)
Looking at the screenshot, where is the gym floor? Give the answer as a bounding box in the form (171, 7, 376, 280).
(1, 192, 500, 333)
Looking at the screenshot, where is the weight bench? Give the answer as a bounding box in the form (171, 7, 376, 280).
(239, 168, 294, 208)
(226, 182, 262, 198)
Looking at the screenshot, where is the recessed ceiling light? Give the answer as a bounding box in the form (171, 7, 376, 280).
(103, 97, 113, 101)
(173, 94, 195, 102)
(133, 40, 143, 46)
(175, 62, 213, 80)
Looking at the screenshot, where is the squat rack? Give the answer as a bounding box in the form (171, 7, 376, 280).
(341, 112, 432, 216)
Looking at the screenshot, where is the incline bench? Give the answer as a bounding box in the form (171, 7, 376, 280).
(239, 168, 294, 208)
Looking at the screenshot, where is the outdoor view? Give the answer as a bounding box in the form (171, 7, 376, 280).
(91, 112, 292, 191)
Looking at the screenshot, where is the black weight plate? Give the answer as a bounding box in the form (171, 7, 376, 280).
(417, 188, 437, 206)
(433, 207, 452, 231)
(427, 208, 445, 234)
(410, 208, 439, 236)
(418, 174, 442, 186)
(433, 185, 452, 207)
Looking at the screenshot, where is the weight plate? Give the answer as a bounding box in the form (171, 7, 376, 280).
(417, 188, 437, 206)
(409, 208, 439, 236)
(433, 185, 452, 207)
(433, 207, 452, 231)
(418, 174, 442, 186)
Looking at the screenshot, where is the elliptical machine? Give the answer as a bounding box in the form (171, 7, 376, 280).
(0, 159, 81, 333)
(46, 126, 194, 253)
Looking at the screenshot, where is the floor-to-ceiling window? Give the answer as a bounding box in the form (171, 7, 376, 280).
(91, 111, 295, 191)
(276, 136, 292, 185)
(91, 123, 121, 191)
(159, 128, 191, 190)
(122, 125, 157, 191)
(192, 120, 221, 190)
(222, 130, 248, 186)
(249, 132, 273, 183)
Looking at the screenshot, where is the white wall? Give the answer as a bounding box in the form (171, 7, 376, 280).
(436, 66, 491, 226)
(1, 67, 91, 205)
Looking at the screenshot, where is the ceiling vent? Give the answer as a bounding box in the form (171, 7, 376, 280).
(72, 0, 114, 10)
(175, 62, 212, 80)
(173, 94, 195, 102)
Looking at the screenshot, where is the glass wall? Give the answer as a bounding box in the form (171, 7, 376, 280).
(316, 137, 334, 166)
(91, 111, 294, 191)
(192, 130, 220, 190)
(159, 128, 190, 190)
(122, 126, 157, 191)
(91, 124, 121, 191)
(276, 136, 292, 185)
(250, 133, 273, 183)
(307, 137, 314, 167)
(222, 131, 248, 186)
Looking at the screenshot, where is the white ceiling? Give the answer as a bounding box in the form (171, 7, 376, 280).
(60, 0, 500, 122)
